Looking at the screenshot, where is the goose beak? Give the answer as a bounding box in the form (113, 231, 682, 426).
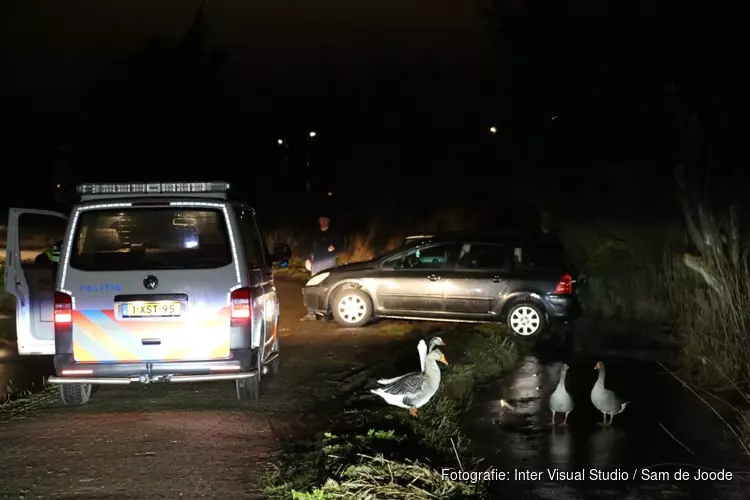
(439, 354, 448, 365)
(563, 363, 569, 370)
(594, 361, 601, 370)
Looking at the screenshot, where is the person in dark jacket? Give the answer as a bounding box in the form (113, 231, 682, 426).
(301, 215, 345, 321)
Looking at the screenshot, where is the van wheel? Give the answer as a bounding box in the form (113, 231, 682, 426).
(60, 383, 92, 406)
(236, 377, 260, 402)
(331, 288, 373, 327)
(507, 302, 546, 336)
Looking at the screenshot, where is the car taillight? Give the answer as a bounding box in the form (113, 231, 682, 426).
(554, 273, 573, 295)
(230, 287, 252, 326)
(54, 292, 73, 324)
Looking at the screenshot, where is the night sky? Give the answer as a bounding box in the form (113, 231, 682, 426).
(1, 0, 747, 219)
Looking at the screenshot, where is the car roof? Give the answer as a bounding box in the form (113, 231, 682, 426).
(409, 231, 563, 246)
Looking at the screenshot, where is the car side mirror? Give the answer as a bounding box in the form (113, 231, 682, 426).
(272, 243, 292, 267)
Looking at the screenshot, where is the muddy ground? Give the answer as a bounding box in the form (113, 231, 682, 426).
(0, 278, 409, 498)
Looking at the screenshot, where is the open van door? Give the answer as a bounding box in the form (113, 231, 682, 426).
(3, 208, 68, 355)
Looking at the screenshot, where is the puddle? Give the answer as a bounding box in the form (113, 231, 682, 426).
(462, 350, 750, 499)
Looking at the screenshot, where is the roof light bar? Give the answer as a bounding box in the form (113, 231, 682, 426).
(77, 182, 231, 195)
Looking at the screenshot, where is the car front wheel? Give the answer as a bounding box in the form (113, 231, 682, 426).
(507, 302, 546, 336)
(331, 288, 373, 327)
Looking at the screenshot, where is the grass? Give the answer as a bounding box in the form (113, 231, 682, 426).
(663, 242, 750, 387)
(261, 322, 519, 500)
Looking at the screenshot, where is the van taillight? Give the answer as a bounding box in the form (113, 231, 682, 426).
(54, 292, 73, 324)
(554, 273, 573, 295)
(230, 287, 251, 326)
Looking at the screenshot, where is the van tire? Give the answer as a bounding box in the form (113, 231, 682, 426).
(331, 288, 373, 328)
(60, 383, 92, 406)
(236, 377, 260, 402)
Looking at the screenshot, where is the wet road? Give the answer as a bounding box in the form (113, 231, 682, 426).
(0, 278, 404, 498)
(463, 327, 749, 500)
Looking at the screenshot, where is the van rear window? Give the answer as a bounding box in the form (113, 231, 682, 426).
(69, 208, 232, 271)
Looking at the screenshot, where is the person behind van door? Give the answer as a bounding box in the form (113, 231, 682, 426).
(301, 215, 345, 321)
(34, 240, 62, 271)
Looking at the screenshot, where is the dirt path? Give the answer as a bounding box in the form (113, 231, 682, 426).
(0, 278, 402, 499)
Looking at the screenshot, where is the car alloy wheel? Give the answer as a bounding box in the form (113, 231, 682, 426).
(509, 305, 542, 336)
(337, 294, 368, 324)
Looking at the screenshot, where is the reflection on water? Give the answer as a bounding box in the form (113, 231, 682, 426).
(588, 426, 626, 471)
(549, 426, 573, 469)
(461, 345, 748, 499)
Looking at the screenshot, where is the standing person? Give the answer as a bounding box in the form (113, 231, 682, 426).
(301, 215, 345, 321)
(34, 240, 62, 272)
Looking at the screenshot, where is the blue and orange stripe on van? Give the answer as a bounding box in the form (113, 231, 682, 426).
(71, 307, 231, 363)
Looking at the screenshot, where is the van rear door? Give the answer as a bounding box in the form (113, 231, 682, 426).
(60, 204, 240, 363)
(4, 208, 68, 355)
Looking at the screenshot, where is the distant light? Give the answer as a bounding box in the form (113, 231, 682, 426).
(309, 131, 317, 138)
(489, 126, 497, 134)
(56, 184, 61, 189)
(277, 138, 284, 145)
(327, 191, 333, 197)
(551, 116, 558, 121)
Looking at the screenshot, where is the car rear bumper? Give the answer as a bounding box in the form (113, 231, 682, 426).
(48, 347, 265, 385)
(302, 285, 329, 312)
(543, 294, 582, 320)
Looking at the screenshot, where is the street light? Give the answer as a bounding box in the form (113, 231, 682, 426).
(489, 126, 497, 134)
(277, 138, 284, 145)
(309, 131, 317, 138)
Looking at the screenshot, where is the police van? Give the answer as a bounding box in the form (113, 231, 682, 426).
(3, 182, 291, 406)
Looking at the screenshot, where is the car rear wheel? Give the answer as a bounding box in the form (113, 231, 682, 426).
(331, 288, 373, 327)
(507, 302, 546, 336)
(236, 377, 260, 402)
(60, 383, 92, 406)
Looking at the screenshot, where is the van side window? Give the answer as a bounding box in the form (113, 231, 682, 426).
(238, 209, 264, 265)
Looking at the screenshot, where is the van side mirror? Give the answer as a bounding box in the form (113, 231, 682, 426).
(272, 243, 292, 267)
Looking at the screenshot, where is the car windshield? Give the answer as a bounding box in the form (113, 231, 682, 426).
(69, 208, 232, 271)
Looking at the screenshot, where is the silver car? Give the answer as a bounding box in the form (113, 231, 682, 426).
(3, 182, 291, 406)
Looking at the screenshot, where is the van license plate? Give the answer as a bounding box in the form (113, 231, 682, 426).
(122, 301, 182, 318)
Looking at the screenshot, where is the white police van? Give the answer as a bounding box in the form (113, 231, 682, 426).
(3, 182, 291, 405)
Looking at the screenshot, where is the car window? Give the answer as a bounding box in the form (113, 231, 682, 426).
(238, 208, 264, 265)
(456, 243, 510, 270)
(382, 243, 459, 270)
(69, 208, 232, 271)
(512, 241, 567, 270)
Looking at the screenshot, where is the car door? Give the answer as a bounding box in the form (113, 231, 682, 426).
(3, 208, 68, 355)
(374, 242, 460, 315)
(443, 242, 511, 317)
(237, 206, 278, 361)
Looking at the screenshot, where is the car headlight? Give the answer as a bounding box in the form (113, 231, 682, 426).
(306, 272, 330, 287)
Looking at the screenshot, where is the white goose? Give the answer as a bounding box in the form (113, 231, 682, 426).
(591, 361, 630, 426)
(370, 348, 448, 417)
(377, 337, 445, 384)
(549, 363, 574, 426)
